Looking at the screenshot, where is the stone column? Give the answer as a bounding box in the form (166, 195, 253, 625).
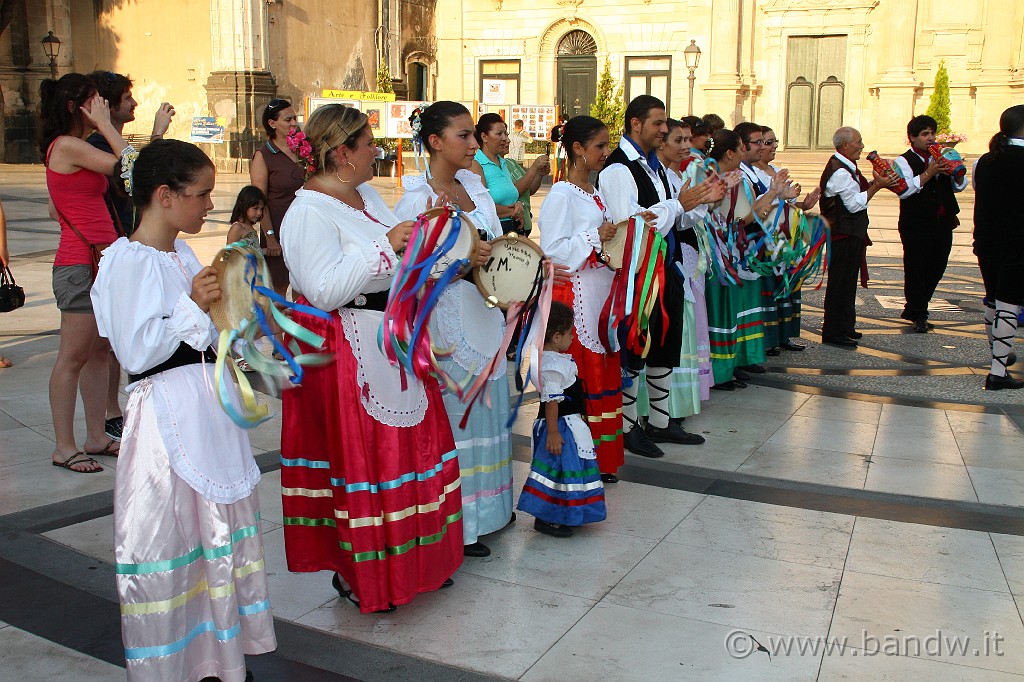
(204, 0, 277, 170)
(974, 0, 1023, 151)
(872, 0, 919, 147)
(703, 0, 745, 125)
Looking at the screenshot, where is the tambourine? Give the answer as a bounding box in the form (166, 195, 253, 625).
(718, 179, 755, 225)
(209, 243, 274, 333)
(473, 233, 546, 309)
(207, 242, 332, 429)
(418, 206, 481, 280)
(602, 217, 654, 271)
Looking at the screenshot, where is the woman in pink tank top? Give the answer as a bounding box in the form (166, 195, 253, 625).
(42, 73, 131, 473)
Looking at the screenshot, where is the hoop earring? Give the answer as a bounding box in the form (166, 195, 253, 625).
(336, 161, 357, 184)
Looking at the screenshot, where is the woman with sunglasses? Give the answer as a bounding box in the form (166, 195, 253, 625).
(250, 98, 302, 297)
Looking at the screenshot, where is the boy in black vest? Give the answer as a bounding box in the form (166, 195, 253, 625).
(597, 95, 718, 459)
(893, 115, 966, 333)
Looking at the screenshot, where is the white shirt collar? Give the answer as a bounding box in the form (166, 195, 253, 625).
(832, 152, 858, 172)
(1008, 138, 1024, 148)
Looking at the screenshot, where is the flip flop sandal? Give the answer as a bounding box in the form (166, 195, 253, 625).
(52, 452, 103, 473)
(86, 439, 120, 458)
(236, 358, 255, 373)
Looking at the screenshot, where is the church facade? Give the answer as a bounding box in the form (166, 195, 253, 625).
(0, 0, 1018, 162)
(436, 0, 1022, 156)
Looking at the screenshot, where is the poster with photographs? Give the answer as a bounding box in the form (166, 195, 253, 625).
(365, 107, 383, 137)
(386, 101, 431, 139)
(509, 105, 556, 139)
(305, 97, 361, 121)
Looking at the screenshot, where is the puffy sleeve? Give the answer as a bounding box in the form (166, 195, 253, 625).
(539, 362, 570, 402)
(281, 195, 396, 311)
(598, 163, 681, 235)
(393, 176, 433, 222)
(91, 241, 216, 375)
(538, 188, 601, 272)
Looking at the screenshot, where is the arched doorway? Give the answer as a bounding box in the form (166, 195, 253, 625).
(556, 30, 597, 119)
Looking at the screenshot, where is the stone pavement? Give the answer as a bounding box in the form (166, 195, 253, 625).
(1, 159, 1023, 681)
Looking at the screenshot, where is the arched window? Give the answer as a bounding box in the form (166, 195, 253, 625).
(557, 30, 597, 56)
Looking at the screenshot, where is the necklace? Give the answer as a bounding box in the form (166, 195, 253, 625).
(430, 176, 464, 212)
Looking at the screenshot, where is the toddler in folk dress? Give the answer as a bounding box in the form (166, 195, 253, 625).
(518, 302, 607, 537)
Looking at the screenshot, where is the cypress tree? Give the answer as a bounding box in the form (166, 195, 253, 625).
(925, 60, 951, 134)
(590, 58, 625, 145)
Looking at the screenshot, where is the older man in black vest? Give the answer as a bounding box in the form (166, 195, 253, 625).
(819, 127, 895, 347)
(893, 115, 967, 333)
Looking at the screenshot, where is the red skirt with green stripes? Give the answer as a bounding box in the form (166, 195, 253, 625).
(281, 308, 463, 614)
(553, 283, 624, 475)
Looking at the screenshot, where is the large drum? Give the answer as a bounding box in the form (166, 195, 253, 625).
(473, 232, 546, 309)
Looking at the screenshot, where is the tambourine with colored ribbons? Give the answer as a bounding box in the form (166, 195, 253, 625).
(597, 214, 668, 359)
(468, 232, 553, 426)
(381, 205, 480, 392)
(208, 242, 333, 428)
(743, 201, 830, 298)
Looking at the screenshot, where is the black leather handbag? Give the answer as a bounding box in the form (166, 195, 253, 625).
(0, 265, 25, 312)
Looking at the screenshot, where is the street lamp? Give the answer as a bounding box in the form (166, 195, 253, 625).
(41, 31, 61, 79)
(683, 39, 702, 116)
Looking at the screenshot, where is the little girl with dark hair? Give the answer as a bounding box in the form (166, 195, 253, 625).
(227, 184, 268, 252)
(91, 139, 276, 681)
(517, 301, 606, 537)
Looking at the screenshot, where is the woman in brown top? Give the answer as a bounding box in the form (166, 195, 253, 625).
(250, 98, 303, 296)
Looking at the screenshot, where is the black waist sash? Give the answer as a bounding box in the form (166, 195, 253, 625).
(345, 290, 389, 312)
(128, 341, 216, 383)
(537, 378, 585, 420)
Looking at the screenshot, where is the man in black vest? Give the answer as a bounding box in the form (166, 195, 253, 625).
(598, 95, 716, 459)
(819, 127, 895, 347)
(893, 115, 966, 333)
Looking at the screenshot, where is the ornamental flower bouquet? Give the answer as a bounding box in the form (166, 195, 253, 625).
(935, 132, 968, 145)
(286, 129, 317, 177)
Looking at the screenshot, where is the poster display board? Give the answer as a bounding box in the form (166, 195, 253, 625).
(305, 97, 361, 121)
(386, 101, 432, 139)
(508, 105, 557, 139)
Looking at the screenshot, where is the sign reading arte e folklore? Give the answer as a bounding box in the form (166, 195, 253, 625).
(321, 89, 396, 102)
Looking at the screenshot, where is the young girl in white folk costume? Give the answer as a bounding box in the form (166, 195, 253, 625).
(517, 301, 606, 537)
(394, 101, 512, 559)
(91, 140, 275, 681)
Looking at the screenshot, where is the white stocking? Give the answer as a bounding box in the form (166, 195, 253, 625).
(990, 300, 1018, 377)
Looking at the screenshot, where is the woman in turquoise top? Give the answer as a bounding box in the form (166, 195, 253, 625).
(472, 113, 524, 234)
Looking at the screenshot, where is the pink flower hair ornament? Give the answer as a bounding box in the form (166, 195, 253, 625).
(286, 129, 318, 178)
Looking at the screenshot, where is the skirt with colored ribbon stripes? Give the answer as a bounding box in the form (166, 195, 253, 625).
(280, 309, 463, 614)
(115, 389, 275, 682)
(435, 357, 514, 545)
(760, 273, 802, 348)
(553, 284, 624, 475)
(517, 417, 606, 526)
(706, 278, 767, 384)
